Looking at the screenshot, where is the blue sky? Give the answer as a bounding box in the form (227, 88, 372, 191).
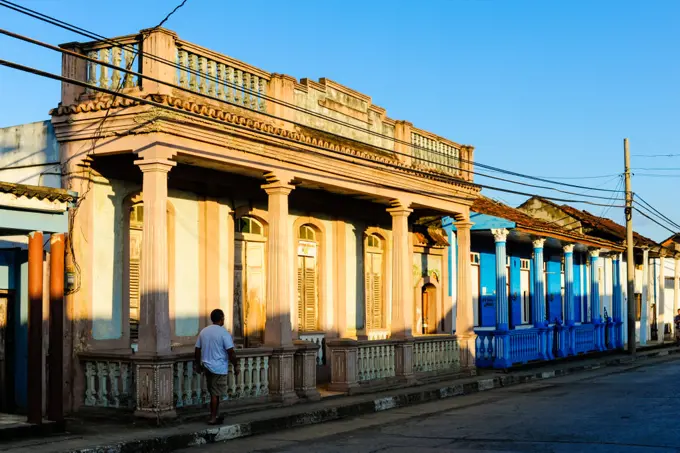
(1, 0, 679, 241)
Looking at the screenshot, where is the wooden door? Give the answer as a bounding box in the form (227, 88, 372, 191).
(245, 241, 265, 346)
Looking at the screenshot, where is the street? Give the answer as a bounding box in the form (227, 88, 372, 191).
(187, 357, 680, 453)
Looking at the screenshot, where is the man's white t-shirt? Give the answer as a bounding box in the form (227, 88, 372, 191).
(195, 324, 235, 375)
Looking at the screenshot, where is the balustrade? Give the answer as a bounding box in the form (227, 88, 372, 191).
(83, 38, 141, 93)
(574, 324, 597, 354)
(413, 336, 460, 373)
(81, 348, 271, 410)
(411, 130, 461, 177)
(357, 342, 395, 381)
(367, 329, 389, 341)
(299, 332, 326, 365)
(82, 357, 135, 408)
(175, 42, 269, 113)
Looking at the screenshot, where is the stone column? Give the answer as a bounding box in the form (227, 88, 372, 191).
(532, 238, 548, 359)
(388, 201, 414, 339)
(262, 172, 297, 402)
(48, 233, 65, 423)
(641, 248, 650, 345)
(455, 219, 475, 368)
(134, 152, 176, 419)
(388, 201, 415, 382)
(135, 156, 176, 355)
(563, 244, 575, 356)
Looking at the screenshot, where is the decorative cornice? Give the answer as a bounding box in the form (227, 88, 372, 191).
(50, 94, 480, 193)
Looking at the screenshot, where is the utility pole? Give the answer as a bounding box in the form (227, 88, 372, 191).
(625, 138, 636, 356)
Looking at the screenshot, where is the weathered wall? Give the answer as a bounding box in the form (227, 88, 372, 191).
(517, 198, 582, 233)
(294, 79, 395, 151)
(0, 121, 60, 188)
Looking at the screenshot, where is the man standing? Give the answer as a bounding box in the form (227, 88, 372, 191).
(674, 309, 680, 345)
(195, 309, 239, 425)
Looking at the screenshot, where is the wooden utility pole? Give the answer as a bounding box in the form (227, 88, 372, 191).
(625, 138, 636, 356)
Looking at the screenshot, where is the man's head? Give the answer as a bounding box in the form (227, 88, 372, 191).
(677, 309, 680, 315)
(210, 309, 225, 326)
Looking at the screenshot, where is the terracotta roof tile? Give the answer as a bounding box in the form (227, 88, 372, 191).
(0, 181, 76, 203)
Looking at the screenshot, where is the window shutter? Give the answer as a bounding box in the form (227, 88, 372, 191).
(365, 270, 373, 331)
(304, 259, 317, 330)
(297, 256, 304, 331)
(129, 258, 140, 341)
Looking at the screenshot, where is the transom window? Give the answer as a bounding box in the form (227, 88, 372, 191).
(237, 216, 263, 235)
(470, 253, 480, 265)
(367, 234, 381, 248)
(520, 259, 530, 270)
(299, 225, 316, 241)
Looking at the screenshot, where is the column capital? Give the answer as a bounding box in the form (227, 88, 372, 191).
(262, 171, 295, 194)
(563, 244, 575, 254)
(387, 200, 413, 217)
(589, 249, 601, 258)
(532, 238, 546, 249)
(491, 228, 509, 243)
(134, 157, 176, 173)
(454, 220, 474, 230)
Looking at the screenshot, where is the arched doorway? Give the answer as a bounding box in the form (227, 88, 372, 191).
(421, 283, 437, 334)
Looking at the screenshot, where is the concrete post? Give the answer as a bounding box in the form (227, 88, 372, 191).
(388, 201, 414, 339)
(563, 244, 575, 355)
(659, 253, 666, 342)
(140, 28, 178, 95)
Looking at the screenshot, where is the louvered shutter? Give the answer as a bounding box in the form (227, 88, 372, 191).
(297, 256, 304, 331)
(129, 259, 140, 340)
(304, 258, 317, 330)
(365, 252, 383, 330)
(365, 270, 373, 331)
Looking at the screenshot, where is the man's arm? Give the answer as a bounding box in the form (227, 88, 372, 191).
(227, 348, 239, 375)
(194, 347, 203, 372)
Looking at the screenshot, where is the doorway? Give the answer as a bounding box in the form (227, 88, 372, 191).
(520, 263, 531, 325)
(421, 283, 437, 334)
(0, 289, 15, 413)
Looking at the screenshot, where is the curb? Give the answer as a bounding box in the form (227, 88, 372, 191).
(67, 347, 680, 453)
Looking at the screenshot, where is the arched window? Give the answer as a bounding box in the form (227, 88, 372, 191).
(236, 216, 263, 235)
(297, 224, 319, 332)
(365, 233, 385, 330)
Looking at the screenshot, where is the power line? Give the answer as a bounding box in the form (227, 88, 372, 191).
(633, 194, 680, 231)
(633, 173, 680, 178)
(632, 167, 680, 171)
(632, 153, 680, 158)
(634, 207, 678, 236)
(0, 28, 627, 202)
(154, 0, 189, 29)
(0, 57, 630, 210)
(0, 0, 626, 195)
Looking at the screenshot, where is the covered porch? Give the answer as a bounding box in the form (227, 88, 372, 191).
(0, 181, 74, 427)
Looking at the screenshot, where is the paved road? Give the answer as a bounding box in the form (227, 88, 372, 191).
(185, 357, 680, 453)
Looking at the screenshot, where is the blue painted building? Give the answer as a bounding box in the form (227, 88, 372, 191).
(444, 196, 627, 369)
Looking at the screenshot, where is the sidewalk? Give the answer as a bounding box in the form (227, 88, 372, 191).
(2, 345, 679, 453)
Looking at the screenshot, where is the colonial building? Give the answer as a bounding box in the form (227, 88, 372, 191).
(50, 28, 479, 416)
(518, 197, 678, 345)
(445, 197, 627, 368)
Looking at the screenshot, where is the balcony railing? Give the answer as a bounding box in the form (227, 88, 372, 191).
(61, 29, 474, 183)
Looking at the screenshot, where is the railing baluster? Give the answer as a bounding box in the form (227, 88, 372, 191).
(189, 53, 198, 92)
(111, 47, 122, 89)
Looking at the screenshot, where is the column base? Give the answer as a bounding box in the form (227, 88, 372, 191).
(456, 334, 477, 369)
(134, 359, 176, 420)
(293, 340, 321, 401)
(327, 339, 359, 393)
(394, 341, 416, 385)
(269, 346, 298, 404)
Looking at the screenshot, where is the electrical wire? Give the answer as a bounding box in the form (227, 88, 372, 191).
(634, 207, 678, 236)
(0, 0, 626, 195)
(0, 27, 627, 202)
(0, 57, 630, 210)
(633, 195, 680, 231)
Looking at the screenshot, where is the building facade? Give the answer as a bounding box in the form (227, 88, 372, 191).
(51, 28, 479, 416)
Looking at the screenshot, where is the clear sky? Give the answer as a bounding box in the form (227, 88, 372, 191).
(1, 0, 679, 241)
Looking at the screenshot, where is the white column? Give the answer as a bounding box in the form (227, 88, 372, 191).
(641, 248, 650, 345)
(563, 245, 575, 325)
(492, 229, 509, 330)
(532, 238, 546, 327)
(659, 254, 666, 342)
